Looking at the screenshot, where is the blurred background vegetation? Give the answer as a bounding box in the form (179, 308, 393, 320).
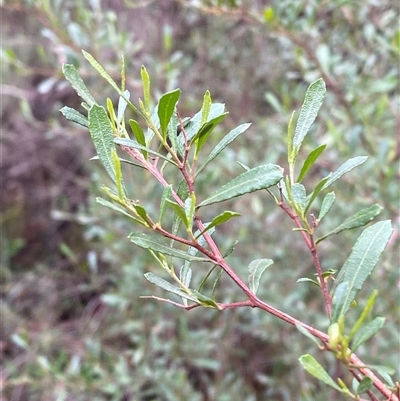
(1, 0, 399, 400)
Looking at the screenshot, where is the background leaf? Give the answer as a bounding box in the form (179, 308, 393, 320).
(198, 164, 283, 207)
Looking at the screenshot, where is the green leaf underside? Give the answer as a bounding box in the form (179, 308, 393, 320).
(299, 355, 342, 391)
(199, 164, 283, 207)
(318, 192, 335, 222)
(197, 211, 241, 237)
(333, 220, 393, 318)
(248, 259, 273, 294)
(293, 79, 326, 151)
(331, 282, 349, 323)
(144, 272, 197, 302)
(60, 106, 89, 127)
(318, 204, 383, 243)
(62, 64, 96, 107)
(158, 89, 181, 136)
(298, 144, 326, 182)
(351, 317, 385, 351)
(197, 123, 251, 175)
(129, 233, 211, 262)
(321, 156, 368, 191)
(166, 200, 188, 228)
(88, 105, 116, 183)
(129, 119, 147, 158)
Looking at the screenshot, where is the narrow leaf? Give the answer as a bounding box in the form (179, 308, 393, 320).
(293, 78, 326, 151)
(351, 317, 385, 351)
(318, 192, 335, 222)
(317, 204, 383, 243)
(111, 149, 126, 199)
(144, 272, 197, 302)
(295, 323, 323, 347)
(333, 220, 393, 318)
(60, 106, 89, 127)
(166, 200, 188, 228)
(141, 65, 151, 112)
(321, 156, 368, 191)
(291, 183, 307, 214)
(356, 377, 373, 395)
(196, 211, 241, 238)
(128, 120, 147, 158)
(299, 354, 343, 391)
(62, 64, 96, 107)
(198, 164, 283, 207)
(184, 194, 196, 231)
(298, 144, 326, 182)
(179, 264, 192, 288)
(248, 259, 273, 294)
(190, 290, 219, 308)
(331, 282, 349, 323)
(158, 185, 172, 224)
(158, 89, 181, 137)
(304, 175, 331, 214)
(197, 123, 251, 175)
(96, 197, 146, 225)
(129, 233, 211, 262)
(117, 90, 130, 124)
(200, 90, 212, 126)
(88, 105, 116, 183)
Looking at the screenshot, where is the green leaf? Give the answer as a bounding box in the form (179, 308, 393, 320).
(196, 211, 241, 238)
(158, 88, 181, 137)
(351, 317, 385, 351)
(158, 185, 172, 224)
(128, 119, 147, 158)
(355, 377, 373, 395)
(351, 289, 379, 340)
(293, 79, 326, 152)
(248, 259, 273, 294)
(144, 272, 197, 302)
(114, 138, 178, 165)
(200, 90, 212, 126)
(304, 175, 331, 215)
(331, 282, 349, 323)
(167, 111, 181, 154)
(317, 204, 383, 243)
(295, 323, 323, 347)
(129, 233, 211, 262)
(184, 194, 196, 231)
(190, 290, 219, 308)
(179, 264, 192, 287)
(318, 192, 335, 222)
(62, 64, 96, 107)
(111, 149, 126, 199)
(196, 123, 251, 175)
(299, 355, 343, 391)
(141, 65, 151, 112)
(88, 105, 116, 183)
(298, 144, 326, 182)
(291, 183, 307, 214)
(297, 277, 320, 287)
(106, 98, 117, 128)
(198, 164, 283, 207)
(60, 106, 89, 128)
(166, 200, 188, 228)
(333, 220, 393, 318)
(117, 90, 130, 124)
(321, 156, 368, 191)
(96, 197, 146, 225)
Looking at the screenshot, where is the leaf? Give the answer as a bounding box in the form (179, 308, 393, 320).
(318, 192, 335, 222)
(117, 90, 130, 124)
(298, 144, 326, 182)
(158, 185, 172, 224)
(293, 79, 326, 152)
(248, 259, 273, 294)
(96, 197, 146, 225)
(179, 264, 192, 287)
(60, 106, 89, 127)
(291, 183, 307, 214)
(194, 114, 228, 157)
(158, 88, 181, 137)
(141, 65, 151, 112)
(62, 64, 96, 107)
(166, 200, 188, 228)
(299, 354, 343, 392)
(200, 90, 212, 126)
(167, 111, 181, 154)
(111, 149, 126, 199)
(317, 204, 383, 243)
(128, 120, 147, 158)
(304, 175, 331, 214)
(297, 277, 320, 287)
(351, 317, 385, 351)
(88, 105, 116, 183)
(190, 290, 219, 308)
(129, 233, 211, 262)
(114, 138, 178, 165)
(144, 272, 197, 302)
(184, 194, 196, 231)
(196, 123, 251, 175)
(198, 164, 283, 207)
(355, 377, 373, 395)
(295, 323, 323, 347)
(321, 156, 368, 191)
(332, 220, 393, 318)
(331, 282, 349, 323)
(196, 211, 241, 238)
